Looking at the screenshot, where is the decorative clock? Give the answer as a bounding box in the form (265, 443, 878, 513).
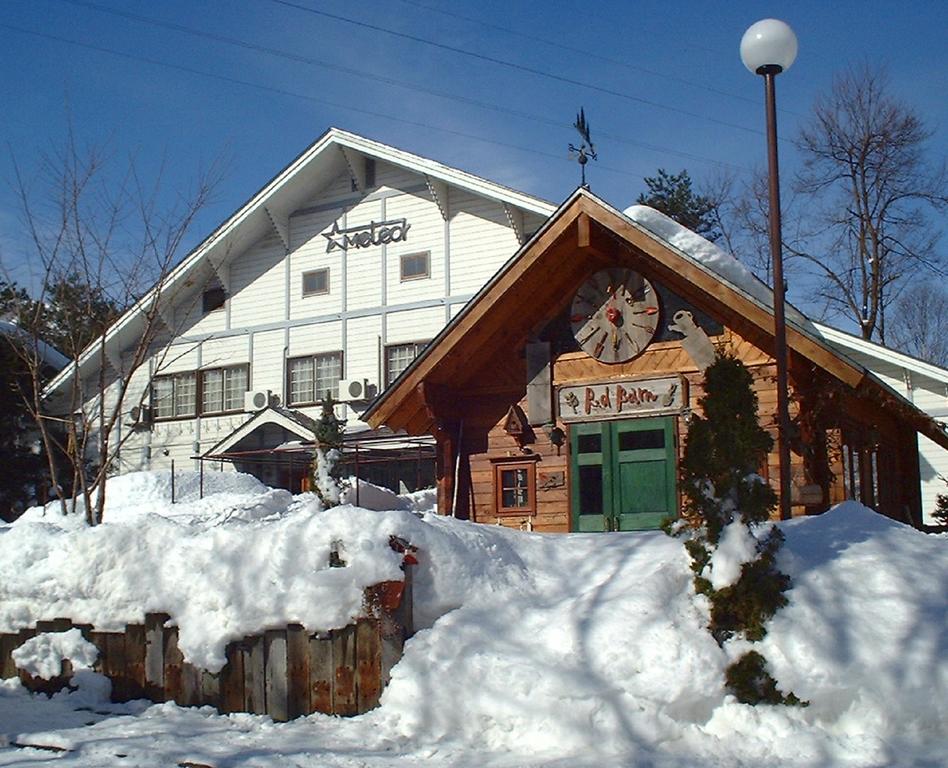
(570, 268, 660, 363)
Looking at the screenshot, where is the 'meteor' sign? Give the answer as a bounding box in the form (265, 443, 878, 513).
(323, 218, 411, 253)
(558, 376, 686, 423)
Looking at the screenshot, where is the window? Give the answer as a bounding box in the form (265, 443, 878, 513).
(152, 372, 197, 419)
(287, 352, 343, 406)
(202, 286, 226, 313)
(201, 365, 249, 414)
(494, 460, 537, 516)
(385, 341, 428, 387)
(399, 251, 430, 282)
(302, 268, 330, 297)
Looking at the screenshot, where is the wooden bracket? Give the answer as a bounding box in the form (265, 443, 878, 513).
(425, 175, 449, 221)
(264, 205, 290, 254)
(503, 203, 525, 245)
(340, 146, 367, 193)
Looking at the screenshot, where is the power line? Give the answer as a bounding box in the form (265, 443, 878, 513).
(267, 0, 776, 141)
(395, 0, 799, 115)
(51, 0, 749, 172)
(2, 22, 728, 187)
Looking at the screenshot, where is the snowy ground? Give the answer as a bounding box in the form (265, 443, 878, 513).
(1, 472, 946, 767)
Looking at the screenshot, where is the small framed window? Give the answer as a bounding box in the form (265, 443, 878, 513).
(400, 251, 430, 282)
(202, 286, 226, 313)
(384, 341, 428, 387)
(493, 459, 537, 516)
(152, 372, 197, 420)
(302, 268, 330, 297)
(287, 352, 343, 406)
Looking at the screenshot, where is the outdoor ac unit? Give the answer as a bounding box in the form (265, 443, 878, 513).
(244, 389, 274, 412)
(129, 404, 153, 427)
(338, 378, 378, 401)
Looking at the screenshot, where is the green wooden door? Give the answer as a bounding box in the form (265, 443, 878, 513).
(571, 417, 677, 532)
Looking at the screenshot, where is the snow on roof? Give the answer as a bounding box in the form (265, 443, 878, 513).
(0, 319, 70, 371)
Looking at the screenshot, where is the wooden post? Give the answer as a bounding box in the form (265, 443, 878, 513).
(163, 625, 184, 704)
(125, 623, 147, 700)
(245, 636, 267, 715)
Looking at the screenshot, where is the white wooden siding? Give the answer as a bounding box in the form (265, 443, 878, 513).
(229, 234, 287, 328)
(448, 190, 519, 295)
(385, 192, 445, 306)
(386, 306, 443, 345)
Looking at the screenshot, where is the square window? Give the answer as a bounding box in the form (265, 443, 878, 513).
(152, 372, 196, 419)
(400, 251, 430, 282)
(201, 365, 249, 414)
(302, 269, 330, 297)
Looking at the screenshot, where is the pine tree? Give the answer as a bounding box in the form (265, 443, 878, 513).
(310, 394, 345, 509)
(637, 169, 721, 242)
(674, 351, 802, 705)
(933, 478, 948, 527)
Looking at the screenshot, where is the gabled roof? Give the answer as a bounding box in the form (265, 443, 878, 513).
(43, 128, 556, 401)
(203, 405, 319, 457)
(813, 323, 948, 386)
(363, 188, 948, 452)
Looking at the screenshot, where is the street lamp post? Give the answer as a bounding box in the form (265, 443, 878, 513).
(741, 19, 798, 520)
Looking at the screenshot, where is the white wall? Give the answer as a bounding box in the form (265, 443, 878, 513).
(103, 157, 534, 477)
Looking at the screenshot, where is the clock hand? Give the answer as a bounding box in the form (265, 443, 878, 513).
(594, 332, 607, 358)
(579, 326, 600, 345)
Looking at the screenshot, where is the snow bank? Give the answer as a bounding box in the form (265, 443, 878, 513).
(2, 474, 946, 767)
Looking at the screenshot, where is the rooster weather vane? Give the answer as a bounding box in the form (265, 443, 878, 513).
(568, 108, 597, 188)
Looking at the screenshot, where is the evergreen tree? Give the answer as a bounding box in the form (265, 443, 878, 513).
(637, 169, 721, 242)
(933, 479, 948, 527)
(310, 394, 345, 509)
(0, 339, 45, 521)
(673, 351, 801, 705)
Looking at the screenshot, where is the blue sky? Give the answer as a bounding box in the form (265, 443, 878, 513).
(2, 0, 946, 314)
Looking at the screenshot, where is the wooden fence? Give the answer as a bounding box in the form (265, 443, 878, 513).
(0, 571, 413, 721)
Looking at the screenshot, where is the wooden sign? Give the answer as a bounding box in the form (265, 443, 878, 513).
(557, 376, 685, 423)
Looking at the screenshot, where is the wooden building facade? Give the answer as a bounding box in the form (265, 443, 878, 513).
(365, 190, 948, 532)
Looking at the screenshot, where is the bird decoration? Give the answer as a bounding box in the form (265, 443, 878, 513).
(568, 108, 597, 188)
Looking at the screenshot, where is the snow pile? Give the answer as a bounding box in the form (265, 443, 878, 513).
(1, 474, 947, 767)
(11, 629, 99, 680)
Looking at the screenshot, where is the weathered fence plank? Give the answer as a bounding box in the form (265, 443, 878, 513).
(144, 613, 167, 700)
(245, 636, 266, 715)
(264, 629, 288, 722)
(356, 619, 382, 711)
(332, 625, 357, 716)
(309, 633, 333, 715)
(286, 625, 310, 719)
(1, 571, 413, 719)
(219, 643, 244, 714)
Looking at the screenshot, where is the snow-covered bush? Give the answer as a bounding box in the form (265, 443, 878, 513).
(674, 351, 800, 705)
(310, 395, 345, 509)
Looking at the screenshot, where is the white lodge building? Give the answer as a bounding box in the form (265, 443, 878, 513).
(44, 129, 948, 522)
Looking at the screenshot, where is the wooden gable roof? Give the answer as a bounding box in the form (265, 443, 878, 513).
(364, 189, 948, 452)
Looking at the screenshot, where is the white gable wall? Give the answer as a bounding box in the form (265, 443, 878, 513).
(101, 157, 543, 482)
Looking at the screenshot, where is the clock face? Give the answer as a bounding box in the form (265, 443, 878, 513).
(570, 269, 660, 363)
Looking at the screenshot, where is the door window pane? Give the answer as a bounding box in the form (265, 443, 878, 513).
(578, 465, 603, 516)
(578, 433, 602, 453)
(618, 429, 665, 451)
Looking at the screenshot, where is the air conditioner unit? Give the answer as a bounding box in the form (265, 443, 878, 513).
(129, 404, 153, 427)
(244, 389, 274, 412)
(338, 378, 378, 401)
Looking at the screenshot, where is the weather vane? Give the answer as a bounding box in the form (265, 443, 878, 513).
(568, 108, 597, 188)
